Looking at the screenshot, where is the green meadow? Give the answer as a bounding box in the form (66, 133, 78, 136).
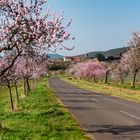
(0, 79, 88, 140)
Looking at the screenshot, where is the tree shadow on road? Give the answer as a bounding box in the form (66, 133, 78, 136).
(67, 106, 94, 110)
(61, 99, 93, 103)
(83, 124, 140, 139)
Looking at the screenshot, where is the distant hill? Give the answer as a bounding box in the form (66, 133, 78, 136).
(47, 47, 128, 60)
(47, 54, 64, 59)
(75, 47, 128, 58)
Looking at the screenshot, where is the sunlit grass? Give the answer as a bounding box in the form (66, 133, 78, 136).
(0, 87, 9, 101)
(106, 82, 140, 90)
(0, 78, 88, 140)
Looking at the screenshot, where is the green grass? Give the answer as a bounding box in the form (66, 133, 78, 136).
(0, 79, 88, 140)
(62, 77, 140, 103)
(104, 81, 140, 90)
(0, 88, 9, 101)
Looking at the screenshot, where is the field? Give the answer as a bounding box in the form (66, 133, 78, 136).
(0, 78, 88, 140)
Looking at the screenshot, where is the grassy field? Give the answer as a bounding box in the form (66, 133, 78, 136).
(103, 81, 140, 90)
(0, 88, 9, 101)
(62, 77, 140, 103)
(0, 79, 88, 140)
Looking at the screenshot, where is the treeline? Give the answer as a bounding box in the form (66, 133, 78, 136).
(67, 33, 140, 89)
(0, 55, 48, 110)
(0, 0, 73, 111)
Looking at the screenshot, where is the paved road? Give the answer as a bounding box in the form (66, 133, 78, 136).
(49, 78, 140, 140)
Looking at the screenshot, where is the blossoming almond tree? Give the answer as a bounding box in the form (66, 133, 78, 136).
(102, 61, 118, 84)
(16, 56, 36, 95)
(111, 61, 129, 84)
(0, 56, 20, 110)
(0, 0, 74, 76)
(121, 32, 140, 88)
(84, 61, 105, 82)
(67, 61, 106, 82)
(31, 56, 48, 91)
(0, 53, 48, 110)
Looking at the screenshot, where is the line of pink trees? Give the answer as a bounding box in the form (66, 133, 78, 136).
(0, 55, 48, 110)
(0, 0, 74, 76)
(0, 0, 74, 110)
(67, 61, 106, 82)
(67, 32, 140, 88)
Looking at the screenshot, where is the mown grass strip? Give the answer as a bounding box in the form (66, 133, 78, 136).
(0, 79, 88, 140)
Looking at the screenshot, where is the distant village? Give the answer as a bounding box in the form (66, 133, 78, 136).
(47, 47, 127, 71)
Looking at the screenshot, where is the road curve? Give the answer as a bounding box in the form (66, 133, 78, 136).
(49, 78, 140, 140)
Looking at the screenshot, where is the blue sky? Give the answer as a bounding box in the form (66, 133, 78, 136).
(47, 0, 140, 56)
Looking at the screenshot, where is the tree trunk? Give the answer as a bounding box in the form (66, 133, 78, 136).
(0, 124, 2, 130)
(26, 78, 30, 94)
(43, 82, 46, 92)
(15, 83, 19, 103)
(104, 71, 109, 84)
(23, 79, 27, 95)
(132, 70, 138, 88)
(31, 79, 35, 91)
(93, 76, 96, 82)
(8, 85, 14, 110)
(120, 78, 124, 85)
(34, 79, 37, 90)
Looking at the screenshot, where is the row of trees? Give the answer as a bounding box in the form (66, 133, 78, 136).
(0, 0, 74, 110)
(0, 55, 48, 110)
(67, 32, 140, 88)
(0, 0, 74, 76)
(67, 61, 105, 82)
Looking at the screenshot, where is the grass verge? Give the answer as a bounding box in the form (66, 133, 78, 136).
(0, 79, 88, 140)
(62, 77, 140, 103)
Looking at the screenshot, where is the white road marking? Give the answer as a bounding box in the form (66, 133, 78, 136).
(120, 110, 140, 121)
(91, 98, 99, 102)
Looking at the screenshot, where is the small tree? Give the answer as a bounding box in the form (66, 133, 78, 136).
(95, 53, 105, 61)
(102, 61, 117, 84)
(0, 58, 16, 110)
(112, 62, 128, 84)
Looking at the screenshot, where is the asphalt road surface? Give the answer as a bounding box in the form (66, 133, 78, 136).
(49, 78, 140, 140)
